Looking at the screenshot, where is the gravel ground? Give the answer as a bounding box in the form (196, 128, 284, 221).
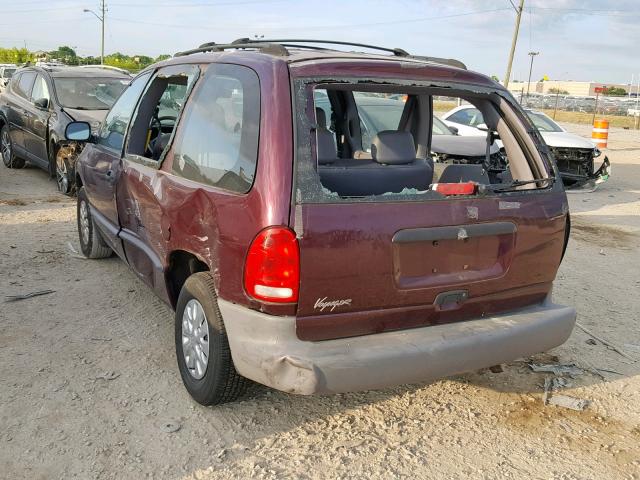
(1, 124, 639, 480)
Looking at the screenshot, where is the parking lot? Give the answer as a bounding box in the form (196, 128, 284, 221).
(1, 123, 639, 479)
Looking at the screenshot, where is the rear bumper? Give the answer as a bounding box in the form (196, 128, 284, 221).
(219, 295, 576, 395)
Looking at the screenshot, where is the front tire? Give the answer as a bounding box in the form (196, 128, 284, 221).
(77, 187, 112, 259)
(56, 149, 76, 196)
(175, 272, 248, 405)
(1, 125, 25, 169)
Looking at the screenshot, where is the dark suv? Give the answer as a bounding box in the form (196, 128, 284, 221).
(0, 65, 130, 194)
(67, 39, 576, 405)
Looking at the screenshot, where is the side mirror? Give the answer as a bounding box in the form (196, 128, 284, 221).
(34, 98, 49, 109)
(448, 125, 459, 135)
(476, 123, 489, 132)
(65, 121, 92, 142)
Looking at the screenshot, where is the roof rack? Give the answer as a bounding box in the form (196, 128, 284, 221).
(78, 64, 132, 75)
(175, 38, 467, 69)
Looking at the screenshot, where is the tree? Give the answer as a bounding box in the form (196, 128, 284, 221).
(602, 87, 626, 97)
(50, 46, 78, 65)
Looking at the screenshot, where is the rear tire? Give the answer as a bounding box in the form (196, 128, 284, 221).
(77, 187, 112, 259)
(175, 272, 248, 405)
(1, 125, 25, 169)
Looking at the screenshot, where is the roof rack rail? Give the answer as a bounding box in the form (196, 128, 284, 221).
(228, 38, 410, 57)
(175, 38, 467, 69)
(175, 41, 290, 58)
(77, 64, 132, 75)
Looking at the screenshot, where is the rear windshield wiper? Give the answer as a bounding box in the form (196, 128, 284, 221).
(485, 176, 556, 193)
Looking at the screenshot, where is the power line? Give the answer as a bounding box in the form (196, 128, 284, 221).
(110, 7, 514, 32)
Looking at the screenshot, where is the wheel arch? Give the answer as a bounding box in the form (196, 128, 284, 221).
(166, 250, 210, 308)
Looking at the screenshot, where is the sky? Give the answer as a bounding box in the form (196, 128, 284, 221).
(0, 0, 639, 84)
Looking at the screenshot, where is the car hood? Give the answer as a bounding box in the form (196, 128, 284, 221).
(540, 131, 595, 149)
(63, 108, 108, 124)
(431, 135, 499, 157)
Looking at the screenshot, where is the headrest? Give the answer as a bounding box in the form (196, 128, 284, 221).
(371, 130, 416, 165)
(315, 107, 327, 128)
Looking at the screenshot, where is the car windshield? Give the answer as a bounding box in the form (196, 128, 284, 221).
(4, 68, 16, 78)
(53, 77, 129, 110)
(526, 111, 563, 133)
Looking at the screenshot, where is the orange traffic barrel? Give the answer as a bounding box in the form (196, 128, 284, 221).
(592, 119, 609, 148)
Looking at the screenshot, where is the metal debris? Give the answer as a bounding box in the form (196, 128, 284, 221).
(575, 322, 637, 362)
(5, 289, 56, 302)
(548, 395, 590, 411)
(159, 422, 181, 433)
(585, 338, 597, 345)
(542, 377, 590, 411)
(95, 372, 120, 381)
(529, 363, 583, 377)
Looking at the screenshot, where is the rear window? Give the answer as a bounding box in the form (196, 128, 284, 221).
(171, 64, 260, 194)
(297, 79, 554, 203)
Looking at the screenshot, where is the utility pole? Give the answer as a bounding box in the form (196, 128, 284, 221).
(526, 51, 539, 97)
(503, 0, 525, 88)
(84, 1, 106, 64)
(101, 0, 105, 64)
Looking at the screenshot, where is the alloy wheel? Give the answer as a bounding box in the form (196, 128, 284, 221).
(57, 158, 69, 193)
(79, 200, 90, 245)
(1, 129, 11, 166)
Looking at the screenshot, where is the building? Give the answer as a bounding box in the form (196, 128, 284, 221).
(507, 80, 633, 97)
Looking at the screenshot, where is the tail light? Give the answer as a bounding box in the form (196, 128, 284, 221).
(244, 227, 299, 303)
(431, 182, 477, 196)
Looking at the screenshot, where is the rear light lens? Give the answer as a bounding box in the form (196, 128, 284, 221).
(244, 227, 299, 303)
(431, 182, 477, 196)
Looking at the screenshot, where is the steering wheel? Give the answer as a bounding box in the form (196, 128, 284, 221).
(151, 115, 178, 130)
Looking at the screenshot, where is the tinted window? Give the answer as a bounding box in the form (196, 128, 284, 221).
(15, 72, 36, 99)
(31, 75, 50, 103)
(447, 108, 483, 126)
(3, 68, 16, 79)
(97, 73, 151, 152)
(172, 64, 260, 193)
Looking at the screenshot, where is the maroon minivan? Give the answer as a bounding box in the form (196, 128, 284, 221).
(66, 39, 576, 405)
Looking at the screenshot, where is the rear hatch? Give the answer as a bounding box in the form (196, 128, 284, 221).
(289, 60, 568, 341)
(294, 194, 566, 341)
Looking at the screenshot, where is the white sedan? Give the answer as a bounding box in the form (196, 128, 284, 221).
(441, 105, 610, 186)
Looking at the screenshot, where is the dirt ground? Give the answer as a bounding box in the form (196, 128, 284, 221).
(1, 124, 639, 480)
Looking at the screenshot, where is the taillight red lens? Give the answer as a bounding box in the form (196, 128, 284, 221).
(431, 182, 477, 196)
(244, 227, 300, 303)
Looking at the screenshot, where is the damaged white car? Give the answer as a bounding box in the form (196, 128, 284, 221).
(441, 105, 611, 187)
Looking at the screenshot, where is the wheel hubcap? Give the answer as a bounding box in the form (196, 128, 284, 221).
(79, 200, 90, 244)
(181, 299, 209, 380)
